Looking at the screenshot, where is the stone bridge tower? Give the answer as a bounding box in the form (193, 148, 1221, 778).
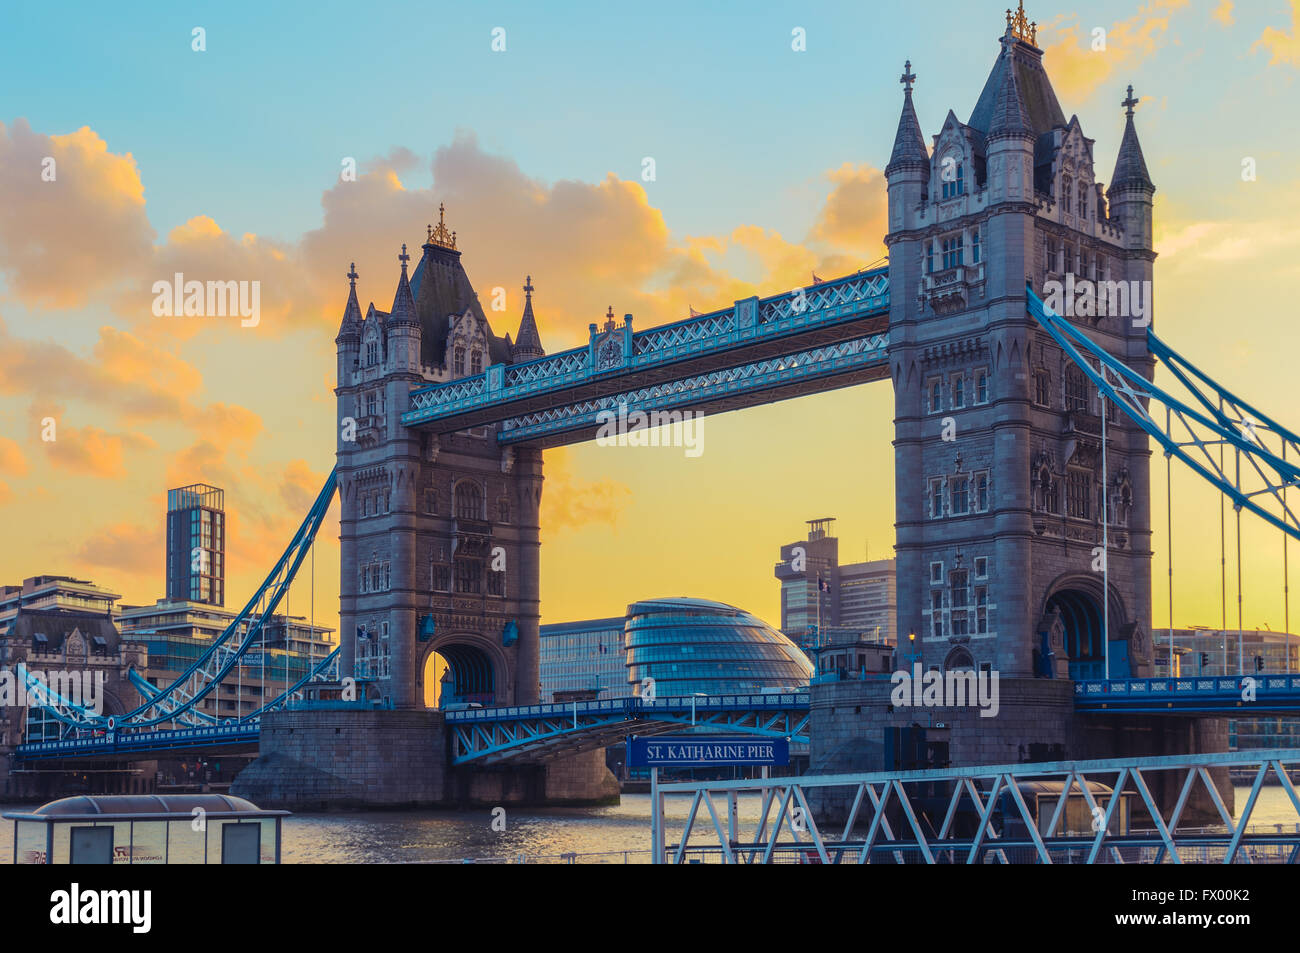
(334, 211, 544, 710)
(885, 10, 1155, 684)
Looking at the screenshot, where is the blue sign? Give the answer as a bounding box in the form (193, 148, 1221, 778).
(628, 735, 789, 767)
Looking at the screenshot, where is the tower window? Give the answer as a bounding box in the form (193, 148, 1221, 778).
(1078, 184, 1089, 220)
(926, 241, 936, 275)
(942, 234, 964, 270)
(1065, 366, 1088, 413)
(929, 478, 945, 519)
(971, 226, 982, 264)
(455, 560, 482, 594)
(951, 476, 969, 516)
(471, 350, 483, 375)
(928, 378, 943, 413)
(1066, 470, 1092, 520)
(1062, 175, 1073, 214)
(1045, 238, 1058, 279)
(454, 345, 466, 375)
(455, 481, 483, 520)
(942, 161, 964, 199)
(1034, 370, 1052, 408)
(975, 368, 989, 404)
(952, 375, 965, 409)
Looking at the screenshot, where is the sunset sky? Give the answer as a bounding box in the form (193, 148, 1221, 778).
(2, 0, 1299, 640)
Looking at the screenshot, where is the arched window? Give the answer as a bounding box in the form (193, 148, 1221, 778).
(1062, 175, 1073, 214)
(1064, 366, 1088, 413)
(454, 345, 466, 375)
(455, 481, 483, 520)
(471, 350, 483, 375)
(1078, 183, 1089, 220)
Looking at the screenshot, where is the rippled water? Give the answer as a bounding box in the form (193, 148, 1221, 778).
(2, 787, 1295, 863)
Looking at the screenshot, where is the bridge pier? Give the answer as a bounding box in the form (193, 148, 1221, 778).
(809, 679, 1233, 825)
(231, 709, 618, 810)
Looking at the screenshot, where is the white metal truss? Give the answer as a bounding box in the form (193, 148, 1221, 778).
(650, 749, 1300, 864)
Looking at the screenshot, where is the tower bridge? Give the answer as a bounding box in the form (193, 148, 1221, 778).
(16, 9, 1300, 818)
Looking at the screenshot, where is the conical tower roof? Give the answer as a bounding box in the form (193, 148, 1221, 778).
(1110, 86, 1154, 193)
(389, 243, 418, 326)
(513, 275, 545, 361)
(335, 263, 363, 342)
(886, 60, 930, 176)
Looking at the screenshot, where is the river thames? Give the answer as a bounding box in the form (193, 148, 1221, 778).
(3, 787, 1297, 863)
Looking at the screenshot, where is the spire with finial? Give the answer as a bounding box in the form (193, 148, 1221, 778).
(1110, 84, 1154, 193)
(389, 243, 418, 326)
(336, 262, 363, 342)
(886, 59, 930, 177)
(426, 202, 457, 250)
(512, 274, 545, 361)
(1006, 2, 1037, 47)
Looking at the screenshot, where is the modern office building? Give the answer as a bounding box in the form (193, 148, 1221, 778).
(1148, 627, 1300, 752)
(166, 483, 226, 606)
(119, 599, 335, 721)
(624, 597, 813, 697)
(1150, 627, 1300, 678)
(774, 518, 897, 651)
(538, 616, 628, 702)
(0, 575, 122, 634)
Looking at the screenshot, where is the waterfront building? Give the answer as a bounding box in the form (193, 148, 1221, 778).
(624, 597, 813, 697)
(0, 575, 147, 795)
(166, 483, 226, 606)
(774, 518, 897, 651)
(1150, 626, 1300, 753)
(119, 599, 335, 721)
(0, 575, 122, 632)
(538, 616, 627, 703)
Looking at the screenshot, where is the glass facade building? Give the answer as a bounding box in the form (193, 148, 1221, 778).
(539, 617, 628, 702)
(625, 597, 813, 697)
(166, 484, 225, 606)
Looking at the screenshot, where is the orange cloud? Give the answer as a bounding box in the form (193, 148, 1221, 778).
(1039, 0, 1190, 104)
(810, 163, 890, 257)
(0, 120, 154, 308)
(0, 437, 28, 476)
(74, 521, 158, 575)
(1212, 0, 1234, 27)
(43, 424, 153, 478)
(1253, 1, 1300, 65)
(540, 448, 633, 534)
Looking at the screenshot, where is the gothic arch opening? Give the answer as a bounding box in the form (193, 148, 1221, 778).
(423, 642, 496, 708)
(944, 646, 975, 670)
(1046, 588, 1103, 663)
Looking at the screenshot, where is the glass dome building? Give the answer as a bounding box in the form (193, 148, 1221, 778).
(624, 597, 813, 697)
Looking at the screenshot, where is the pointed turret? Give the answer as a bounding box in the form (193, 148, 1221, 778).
(336, 262, 363, 343)
(389, 243, 418, 326)
(886, 60, 930, 177)
(1107, 85, 1156, 253)
(986, 45, 1034, 141)
(513, 275, 545, 361)
(1110, 86, 1154, 193)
